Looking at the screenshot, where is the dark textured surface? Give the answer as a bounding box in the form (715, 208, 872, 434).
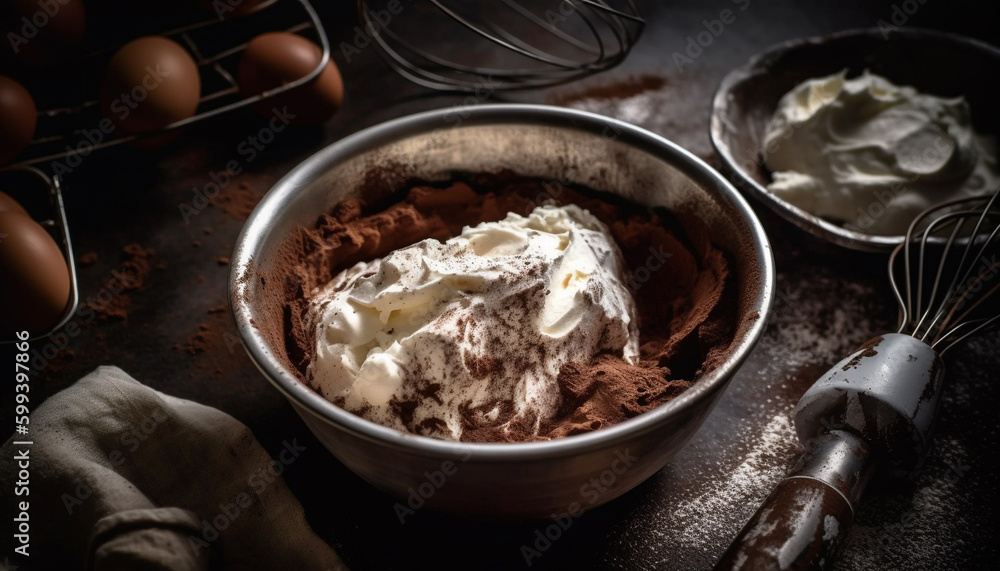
(3, 1, 998, 569)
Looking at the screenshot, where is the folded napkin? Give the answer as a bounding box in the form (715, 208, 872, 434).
(0, 366, 347, 570)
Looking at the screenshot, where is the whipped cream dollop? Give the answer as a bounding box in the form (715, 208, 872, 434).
(306, 204, 639, 441)
(763, 70, 1000, 235)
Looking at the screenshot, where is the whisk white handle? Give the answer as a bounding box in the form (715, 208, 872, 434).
(716, 334, 945, 570)
(794, 334, 945, 476)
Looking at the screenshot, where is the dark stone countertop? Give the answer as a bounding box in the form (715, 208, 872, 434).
(3, 1, 997, 569)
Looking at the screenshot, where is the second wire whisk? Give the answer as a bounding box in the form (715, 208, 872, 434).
(358, 0, 644, 90)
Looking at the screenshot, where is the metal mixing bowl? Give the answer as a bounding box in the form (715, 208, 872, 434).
(230, 104, 774, 519)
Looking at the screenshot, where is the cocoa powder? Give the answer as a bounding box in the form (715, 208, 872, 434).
(549, 75, 669, 106)
(210, 179, 267, 222)
(84, 243, 155, 322)
(78, 251, 98, 267)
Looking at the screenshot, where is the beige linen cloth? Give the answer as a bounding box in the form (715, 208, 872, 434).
(0, 366, 347, 570)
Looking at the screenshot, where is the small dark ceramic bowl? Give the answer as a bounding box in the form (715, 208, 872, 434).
(711, 27, 1000, 252)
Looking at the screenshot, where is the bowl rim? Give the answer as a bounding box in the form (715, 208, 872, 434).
(230, 103, 775, 460)
(710, 26, 1000, 253)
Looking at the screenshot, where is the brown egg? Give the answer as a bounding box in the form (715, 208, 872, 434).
(0, 75, 37, 164)
(237, 32, 343, 125)
(0, 190, 29, 215)
(99, 36, 201, 136)
(0, 211, 71, 335)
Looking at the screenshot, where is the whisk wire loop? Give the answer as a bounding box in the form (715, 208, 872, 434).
(891, 189, 1000, 355)
(358, 0, 644, 90)
(498, 0, 604, 55)
(912, 211, 969, 342)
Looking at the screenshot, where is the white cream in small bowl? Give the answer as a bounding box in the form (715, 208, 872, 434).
(711, 28, 1000, 251)
(762, 70, 999, 236)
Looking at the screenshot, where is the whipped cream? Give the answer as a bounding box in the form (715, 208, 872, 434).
(763, 70, 1000, 235)
(306, 204, 639, 441)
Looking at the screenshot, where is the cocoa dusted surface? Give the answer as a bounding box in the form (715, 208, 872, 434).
(2, 1, 997, 570)
(279, 177, 735, 442)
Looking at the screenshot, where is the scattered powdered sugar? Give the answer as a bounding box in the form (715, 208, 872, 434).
(654, 413, 798, 554)
(567, 92, 662, 132)
(597, 262, 901, 570)
(548, 74, 715, 159)
(767, 272, 886, 371)
(835, 435, 974, 570)
(598, 409, 802, 570)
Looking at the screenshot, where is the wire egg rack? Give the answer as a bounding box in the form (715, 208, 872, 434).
(5, 0, 329, 169)
(2, 0, 330, 340)
(0, 167, 77, 343)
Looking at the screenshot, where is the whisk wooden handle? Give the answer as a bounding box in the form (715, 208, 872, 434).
(720, 335, 944, 569)
(714, 430, 874, 571)
(714, 477, 855, 571)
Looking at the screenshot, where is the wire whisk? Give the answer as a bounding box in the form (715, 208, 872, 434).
(358, 0, 645, 90)
(718, 187, 1000, 571)
(890, 189, 1000, 355)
